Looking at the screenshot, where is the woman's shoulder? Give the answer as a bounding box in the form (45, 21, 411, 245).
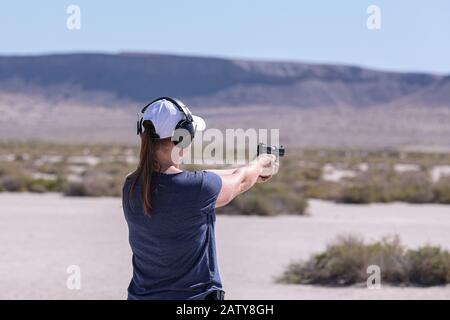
(123, 171, 136, 184)
(172, 170, 220, 189)
(183, 170, 220, 180)
(175, 170, 222, 204)
(124, 171, 134, 180)
(196, 171, 222, 195)
(122, 171, 139, 191)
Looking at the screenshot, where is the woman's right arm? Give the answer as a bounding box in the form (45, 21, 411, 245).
(215, 155, 275, 208)
(206, 168, 238, 176)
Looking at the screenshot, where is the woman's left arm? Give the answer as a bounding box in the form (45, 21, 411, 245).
(206, 168, 239, 176)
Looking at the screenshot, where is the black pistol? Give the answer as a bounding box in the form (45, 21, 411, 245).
(257, 143, 285, 158)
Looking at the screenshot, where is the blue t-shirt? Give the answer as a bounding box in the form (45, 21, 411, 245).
(122, 170, 223, 300)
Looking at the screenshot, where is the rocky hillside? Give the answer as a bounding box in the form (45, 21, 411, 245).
(0, 53, 445, 108)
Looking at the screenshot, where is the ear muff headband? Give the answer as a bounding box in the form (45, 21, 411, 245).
(141, 97, 193, 121)
(137, 97, 196, 146)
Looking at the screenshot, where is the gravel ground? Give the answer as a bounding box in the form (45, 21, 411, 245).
(0, 193, 449, 300)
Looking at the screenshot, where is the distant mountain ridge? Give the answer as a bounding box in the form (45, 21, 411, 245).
(0, 52, 446, 108)
(1, 52, 449, 147)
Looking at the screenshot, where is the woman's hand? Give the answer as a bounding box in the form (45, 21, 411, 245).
(257, 175, 272, 183)
(216, 154, 278, 208)
(254, 154, 278, 183)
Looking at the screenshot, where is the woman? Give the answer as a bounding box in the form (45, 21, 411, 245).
(122, 97, 276, 300)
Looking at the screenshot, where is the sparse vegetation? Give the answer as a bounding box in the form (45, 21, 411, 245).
(434, 177, 450, 204)
(62, 174, 124, 197)
(0, 141, 135, 197)
(1, 142, 450, 215)
(218, 183, 308, 216)
(277, 235, 450, 287)
(335, 171, 435, 204)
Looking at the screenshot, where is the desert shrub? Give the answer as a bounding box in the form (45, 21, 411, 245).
(62, 175, 120, 197)
(302, 167, 322, 181)
(62, 182, 88, 196)
(279, 235, 371, 285)
(231, 193, 273, 216)
(273, 190, 308, 214)
(303, 181, 341, 200)
(0, 169, 62, 193)
(277, 235, 450, 287)
(406, 246, 450, 286)
(84, 177, 116, 196)
(25, 178, 59, 193)
(338, 185, 377, 204)
(367, 237, 409, 283)
(391, 172, 434, 203)
(278, 235, 407, 285)
(0, 175, 25, 192)
(62, 172, 122, 197)
(336, 170, 392, 204)
(36, 163, 64, 175)
(336, 170, 435, 204)
(433, 177, 450, 204)
(218, 183, 308, 216)
(93, 162, 134, 176)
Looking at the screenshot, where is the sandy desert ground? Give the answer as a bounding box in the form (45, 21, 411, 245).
(0, 193, 449, 300)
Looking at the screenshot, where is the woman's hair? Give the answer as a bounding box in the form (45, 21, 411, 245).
(127, 120, 171, 216)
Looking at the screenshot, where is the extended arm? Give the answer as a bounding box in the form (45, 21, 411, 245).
(215, 155, 275, 208)
(206, 168, 238, 176)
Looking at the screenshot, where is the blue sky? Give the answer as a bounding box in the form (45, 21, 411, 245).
(1, 0, 449, 73)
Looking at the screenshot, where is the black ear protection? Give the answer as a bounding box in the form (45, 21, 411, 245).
(137, 97, 196, 146)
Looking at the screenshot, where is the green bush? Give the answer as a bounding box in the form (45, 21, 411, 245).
(232, 193, 273, 216)
(62, 182, 88, 196)
(299, 167, 322, 181)
(218, 183, 308, 216)
(336, 171, 435, 204)
(406, 246, 450, 286)
(338, 185, 377, 204)
(277, 234, 450, 287)
(62, 175, 121, 197)
(303, 181, 341, 200)
(0, 175, 25, 192)
(434, 177, 450, 204)
(25, 178, 59, 193)
(391, 172, 434, 203)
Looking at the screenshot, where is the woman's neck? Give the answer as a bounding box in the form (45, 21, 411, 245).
(158, 163, 182, 174)
(155, 147, 183, 174)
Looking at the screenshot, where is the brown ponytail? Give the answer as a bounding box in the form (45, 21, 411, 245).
(128, 120, 160, 216)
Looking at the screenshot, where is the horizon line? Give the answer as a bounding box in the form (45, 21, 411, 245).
(0, 49, 448, 76)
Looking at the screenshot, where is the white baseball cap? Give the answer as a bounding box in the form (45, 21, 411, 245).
(142, 98, 206, 139)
